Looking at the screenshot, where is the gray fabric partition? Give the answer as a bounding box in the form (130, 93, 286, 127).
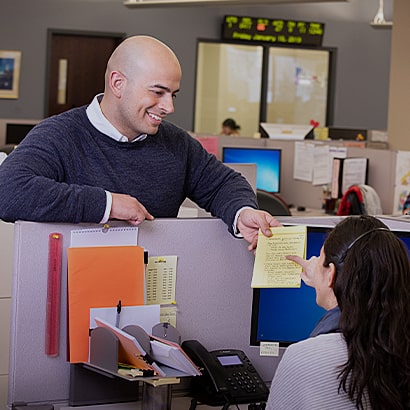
(10, 216, 409, 407)
(7, 218, 282, 407)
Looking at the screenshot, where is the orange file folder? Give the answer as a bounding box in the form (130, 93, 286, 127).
(67, 245, 145, 363)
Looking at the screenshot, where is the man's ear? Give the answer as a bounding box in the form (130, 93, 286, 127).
(327, 262, 336, 288)
(109, 71, 126, 98)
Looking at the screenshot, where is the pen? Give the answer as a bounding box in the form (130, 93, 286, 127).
(115, 300, 121, 328)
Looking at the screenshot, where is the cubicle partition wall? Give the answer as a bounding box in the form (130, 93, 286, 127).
(0, 222, 14, 409)
(218, 136, 397, 214)
(8, 216, 410, 408)
(7, 219, 283, 407)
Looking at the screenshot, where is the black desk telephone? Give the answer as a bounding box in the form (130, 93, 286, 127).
(181, 340, 269, 408)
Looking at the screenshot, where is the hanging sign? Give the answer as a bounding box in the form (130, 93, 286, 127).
(222, 15, 325, 47)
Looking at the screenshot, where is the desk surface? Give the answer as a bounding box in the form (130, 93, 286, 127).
(289, 207, 326, 217)
(55, 397, 255, 409)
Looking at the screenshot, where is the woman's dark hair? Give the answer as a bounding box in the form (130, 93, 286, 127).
(222, 118, 240, 130)
(323, 215, 410, 409)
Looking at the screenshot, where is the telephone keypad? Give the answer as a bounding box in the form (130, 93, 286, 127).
(227, 370, 264, 394)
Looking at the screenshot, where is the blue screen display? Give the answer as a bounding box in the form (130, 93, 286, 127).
(251, 226, 410, 346)
(223, 147, 281, 193)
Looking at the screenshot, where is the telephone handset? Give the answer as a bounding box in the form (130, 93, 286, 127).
(181, 340, 269, 407)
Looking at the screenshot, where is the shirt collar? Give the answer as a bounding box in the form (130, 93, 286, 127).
(86, 94, 147, 142)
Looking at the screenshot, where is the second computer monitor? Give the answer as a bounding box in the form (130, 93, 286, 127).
(222, 147, 281, 193)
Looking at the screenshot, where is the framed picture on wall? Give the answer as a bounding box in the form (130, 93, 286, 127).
(0, 50, 22, 99)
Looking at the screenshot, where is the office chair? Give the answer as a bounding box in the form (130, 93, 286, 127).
(337, 184, 382, 216)
(256, 189, 292, 216)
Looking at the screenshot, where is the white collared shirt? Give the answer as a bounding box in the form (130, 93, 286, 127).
(86, 93, 147, 143)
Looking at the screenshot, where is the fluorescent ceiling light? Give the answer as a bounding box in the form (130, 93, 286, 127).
(124, 0, 348, 7)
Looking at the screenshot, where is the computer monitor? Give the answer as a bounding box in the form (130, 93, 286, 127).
(0, 119, 40, 146)
(222, 147, 281, 193)
(259, 123, 314, 140)
(250, 224, 410, 347)
(6, 123, 36, 145)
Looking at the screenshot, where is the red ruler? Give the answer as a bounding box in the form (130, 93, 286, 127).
(45, 232, 63, 356)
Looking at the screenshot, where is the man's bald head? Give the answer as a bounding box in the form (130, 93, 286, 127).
(105, 35, 181, 86)
(100, 35, 182, 139)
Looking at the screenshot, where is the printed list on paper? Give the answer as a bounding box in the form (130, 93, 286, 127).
(251, 225, 307, 288)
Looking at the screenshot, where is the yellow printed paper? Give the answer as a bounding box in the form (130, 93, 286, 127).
(160, 305, 177, 328)
(251, 225, 306, 288)
(146, 256, 177, 304)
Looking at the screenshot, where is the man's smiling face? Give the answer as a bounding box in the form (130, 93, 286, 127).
(100, 35, 182, 140)
(118, 62, 181, 137)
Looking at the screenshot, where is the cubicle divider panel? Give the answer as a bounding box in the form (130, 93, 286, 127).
(9, 221, 72, 405)
(196, 134, 398, 213)
(264, 139, 397, 213)
(347, 146, 396, 214)
(8, 219, 281, 407)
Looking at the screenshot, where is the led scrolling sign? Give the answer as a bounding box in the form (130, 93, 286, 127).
(222, 15, 325, 47)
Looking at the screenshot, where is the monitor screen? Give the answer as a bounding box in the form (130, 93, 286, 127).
(6, 123, 36, 145)
(222, 147, 281, 193)
(250, 225, 410, 346)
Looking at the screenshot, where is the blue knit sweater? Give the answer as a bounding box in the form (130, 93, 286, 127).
(0, 106, 257, 234)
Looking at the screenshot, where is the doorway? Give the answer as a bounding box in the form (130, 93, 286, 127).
(45, 29, 125, 117)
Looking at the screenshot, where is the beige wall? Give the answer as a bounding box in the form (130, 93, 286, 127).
(387, 0, 410, 151)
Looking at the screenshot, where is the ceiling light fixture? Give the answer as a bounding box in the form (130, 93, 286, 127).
(124, 0, 348, 7)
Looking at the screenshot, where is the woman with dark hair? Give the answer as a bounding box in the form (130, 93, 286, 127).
(221, 118, 241, 136)
(266, 215, 410, 409)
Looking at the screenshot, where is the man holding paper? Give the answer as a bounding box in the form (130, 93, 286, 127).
(0, 35, 280, 250)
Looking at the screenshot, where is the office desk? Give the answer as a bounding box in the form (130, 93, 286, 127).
(55, 397, 255, 409)
(289, 207, 326, 217)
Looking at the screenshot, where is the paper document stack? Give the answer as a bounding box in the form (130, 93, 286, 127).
(150, 336, 201, 376)
(94, 317, 201, 378)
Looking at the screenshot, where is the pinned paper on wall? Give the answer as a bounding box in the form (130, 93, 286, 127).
(293, 141, 314, 182)
(70, 226, 138, 247)
(160, 306, 178, 328)
(312, 144, 330, 185)
(393, 150, 410, 214)
(146, 256, 178, 305)
(293, 142, 348, 187)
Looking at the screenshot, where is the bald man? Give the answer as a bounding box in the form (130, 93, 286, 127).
(0, 35, 279, 250)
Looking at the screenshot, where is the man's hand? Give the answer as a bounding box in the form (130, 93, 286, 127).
(237, 208, 282, 251)
(110, 193, 154, 226)
(286, 255, 318, 287)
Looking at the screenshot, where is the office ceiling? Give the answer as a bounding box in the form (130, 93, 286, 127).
(124, 0, 348, 7)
